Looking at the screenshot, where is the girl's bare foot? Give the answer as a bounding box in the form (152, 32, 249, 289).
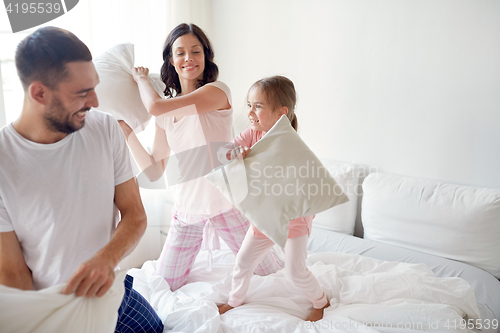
(306, 300, 330, 322)
(217, 304, 234, 314)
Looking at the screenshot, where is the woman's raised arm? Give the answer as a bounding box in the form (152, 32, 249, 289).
(132, 67, 230, 118)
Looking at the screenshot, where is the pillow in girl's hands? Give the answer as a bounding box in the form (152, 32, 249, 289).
(92, 43, 165, 132)
(205, 115, 349, 247)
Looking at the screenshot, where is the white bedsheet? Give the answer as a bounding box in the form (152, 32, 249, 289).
(129, 247, 480, 333)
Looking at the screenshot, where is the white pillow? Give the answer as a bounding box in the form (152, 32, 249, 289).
(205, 115, 349, 248)
(362, 172, 500, 278)
(312, 159, 360, 235)
(92, 43, 165, 132)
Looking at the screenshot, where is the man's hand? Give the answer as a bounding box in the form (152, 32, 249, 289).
(61, 255, 115, 297)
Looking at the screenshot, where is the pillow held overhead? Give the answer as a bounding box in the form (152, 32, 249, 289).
(92, 43, 165, 132)
(206, 115, 349, 247)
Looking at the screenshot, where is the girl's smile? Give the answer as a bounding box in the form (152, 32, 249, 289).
(247, 86, 287, 133)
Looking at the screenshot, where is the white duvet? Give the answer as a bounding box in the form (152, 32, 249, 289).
(130, 248, 480, 333)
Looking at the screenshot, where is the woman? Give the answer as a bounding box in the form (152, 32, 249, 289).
(119, 23, 283, 291)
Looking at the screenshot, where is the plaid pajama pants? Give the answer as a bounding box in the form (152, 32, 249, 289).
(115, 274, 163, 333)
(155, 207, 284, 291)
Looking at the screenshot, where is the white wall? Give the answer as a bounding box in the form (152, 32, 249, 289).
(209, 0, 500, 188)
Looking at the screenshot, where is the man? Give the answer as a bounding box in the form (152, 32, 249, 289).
(0, 26, 163, 332)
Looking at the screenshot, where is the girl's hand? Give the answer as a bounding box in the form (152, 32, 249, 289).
(118, 120, 133, 141)
(240, 147, 250, 159)
(225, 145, 250, 161)
(132, 66, 149, 82)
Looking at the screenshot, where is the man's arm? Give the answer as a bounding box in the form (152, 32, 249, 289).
(0, 231, 34, 290)
(62, 178, 147, 297)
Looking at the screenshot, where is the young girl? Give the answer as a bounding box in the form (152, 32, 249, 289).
(217, 76, 330, 322)
(119, 23, 282, 291)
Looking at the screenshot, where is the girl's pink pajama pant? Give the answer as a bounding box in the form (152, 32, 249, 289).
(228, 229, 327, 310)
(154, 207, 283, 291)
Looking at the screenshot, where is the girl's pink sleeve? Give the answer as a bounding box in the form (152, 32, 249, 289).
(233, 126, 255, 147)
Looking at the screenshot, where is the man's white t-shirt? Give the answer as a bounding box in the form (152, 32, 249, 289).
(0, 110, 133, 290)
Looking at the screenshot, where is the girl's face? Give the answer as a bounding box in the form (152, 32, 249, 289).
(170, 33, 205, 83)
(247, 86, 287, 133)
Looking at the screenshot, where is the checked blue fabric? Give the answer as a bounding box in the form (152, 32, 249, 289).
(115, 274, 164, 333)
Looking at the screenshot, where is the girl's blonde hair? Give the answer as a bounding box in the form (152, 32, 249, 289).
(250, 76, 298, 131)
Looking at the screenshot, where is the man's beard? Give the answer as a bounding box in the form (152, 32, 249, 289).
(44, 96, 89, 134)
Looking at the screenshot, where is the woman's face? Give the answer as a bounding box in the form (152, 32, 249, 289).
(247, 86, 286, 133)
(170, 33, 205, 82)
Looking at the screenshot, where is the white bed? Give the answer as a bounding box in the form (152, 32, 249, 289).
(128, 230, 499, 333)
(128, 170, 500, 333)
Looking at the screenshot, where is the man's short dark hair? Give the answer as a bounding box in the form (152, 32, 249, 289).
(15, 26, 92, 91)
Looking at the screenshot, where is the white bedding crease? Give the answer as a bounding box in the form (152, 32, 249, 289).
(128, 248, 480, 333)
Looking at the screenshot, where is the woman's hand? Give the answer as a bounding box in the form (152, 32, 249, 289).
(132, 66, 149, 83)
(118, 120, 133, 141)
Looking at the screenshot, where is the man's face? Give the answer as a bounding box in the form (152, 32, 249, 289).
(44, 62, 99, 134)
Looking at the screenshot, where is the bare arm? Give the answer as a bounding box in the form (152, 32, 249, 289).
(132, 67, 230, 117)
(62, 178, 147, 297)
(119, 121, 171, 182)
(0, 231, 33, 290)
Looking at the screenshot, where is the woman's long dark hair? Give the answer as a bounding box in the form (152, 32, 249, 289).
(160, 23, 218, 98)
